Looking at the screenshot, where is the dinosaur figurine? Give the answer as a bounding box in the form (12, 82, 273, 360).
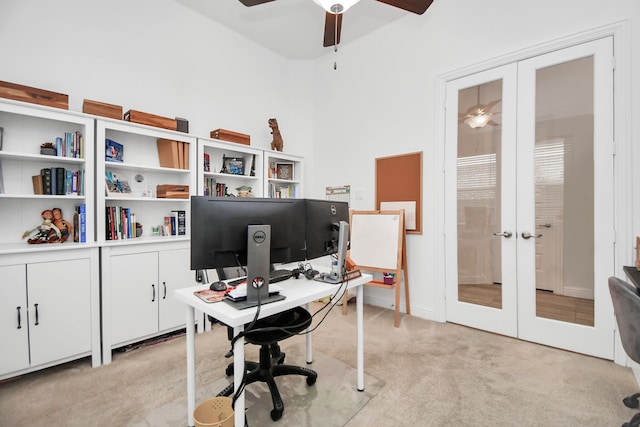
(269, 118, 284, 151)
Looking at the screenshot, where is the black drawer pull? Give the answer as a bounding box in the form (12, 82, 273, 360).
(17, 306, 22, 329)
(34, 303, 39, 325)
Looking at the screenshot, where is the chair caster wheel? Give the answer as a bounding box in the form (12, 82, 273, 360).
(624, 396, 640, 409)
(225, 366, 233, 376)
(307, 375, 317, 386)
(271, 409, 283, 421)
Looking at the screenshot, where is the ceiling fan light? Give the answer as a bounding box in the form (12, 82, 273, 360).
(313, 0, 360, 14)
(464, 113, 492, 129)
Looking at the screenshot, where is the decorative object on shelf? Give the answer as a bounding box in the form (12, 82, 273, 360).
(156, 184, 189, 199)
(210, 128, 250, 146)
(52, 207, 73, 243)
(157, 139, 189, 169)
(268, 118, 284, 151)
(222, 155, 245, 175)
(250, 154, 256, 176)
(105, 138, 123, 162)
(82, 99, 123, 120)
(236, 186, 253, 197)
(22, 209, 63, 244)
(203, 153, 211, 172)
(0, 80, 69, 109)
(176, 117, 189, 133)
(124, 109, 178, 131)
(276, 162, 294, 180)
(105, 171, 132, 196)
(32, 175, 44, 194)
(40, 142, 56, 156)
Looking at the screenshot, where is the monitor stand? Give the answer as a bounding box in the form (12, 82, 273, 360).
(315, 220, 349, 285)
(227, 224, 285, 310)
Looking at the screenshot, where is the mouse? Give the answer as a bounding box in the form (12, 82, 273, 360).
(210, 281, 227, 292)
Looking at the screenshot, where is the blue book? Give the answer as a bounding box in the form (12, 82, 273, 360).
(78, 203, 86, 243)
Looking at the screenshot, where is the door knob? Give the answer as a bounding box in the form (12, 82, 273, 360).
(521, 232, 542, 239)
(493, 231, 512, 238)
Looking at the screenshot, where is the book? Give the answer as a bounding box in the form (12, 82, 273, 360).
(170, 213, 177, 236)
(157, 138, 180, 168)
(50, 167, 57, 195)
(76, 203, 86, 243)
(203, 153, 210, 172)
(55, 167, 65, 195)
(106, 138, 123, 162)
(40, 168, 52, 195)
(172, 210, 186, 235)
(32, 175, 44, 194)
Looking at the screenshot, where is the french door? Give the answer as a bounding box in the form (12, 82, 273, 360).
(444, 37, 615, 359)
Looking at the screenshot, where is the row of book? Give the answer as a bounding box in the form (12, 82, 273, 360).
(105, 206, 137, 240)
(203, 177, 228, 197)
(267, 183, 296, 199)
(105, 207, 186, 240)
(56, 131, 84, 158)
(34, 167, 85, 195)
(162, 210, 186, 236)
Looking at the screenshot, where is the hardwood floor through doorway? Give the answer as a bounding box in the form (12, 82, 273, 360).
(458, 283, 594, 326)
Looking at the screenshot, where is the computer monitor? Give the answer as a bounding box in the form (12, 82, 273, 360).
(304, 199, 350, 284)
(190, 196, 306, 307)
(304, 199, 349, 261)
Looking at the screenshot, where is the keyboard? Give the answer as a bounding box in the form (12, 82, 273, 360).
(270, 269, 293, 283)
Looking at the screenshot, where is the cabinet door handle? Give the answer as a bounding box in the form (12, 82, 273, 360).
(34, 303, 39, 325)
(152, 284, 156, 302)
(163, 282, 167, 300)
(17, 306, 22, 329)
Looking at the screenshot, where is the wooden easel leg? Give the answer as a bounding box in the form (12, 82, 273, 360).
(402, 234, 410, 316)
(394, 283, 401, 327)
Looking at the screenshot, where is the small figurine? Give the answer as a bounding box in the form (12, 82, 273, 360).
(52, 207, 73, 242)
(22, 209, 62, 244)
(269, 118, 284, 151)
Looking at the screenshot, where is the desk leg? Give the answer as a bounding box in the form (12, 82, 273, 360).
(233, 325, 245, 427)
(305, 302, 313, 364)
(186, 307, 196, 427)
(356, 284, 364, 391)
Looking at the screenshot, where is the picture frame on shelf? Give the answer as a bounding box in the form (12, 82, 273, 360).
(105, 138, 123, 163)
(222, 156, 244, 175)
(105, 171, 132, 196)
(276, 162, 294, 180)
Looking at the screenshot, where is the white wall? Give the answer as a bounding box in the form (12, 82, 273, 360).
(310, 0, 640, 319)
(0, 0, 314, 157)
(1, 0, 639, 322)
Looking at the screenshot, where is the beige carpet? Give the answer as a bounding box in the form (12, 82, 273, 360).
(1, 302, 639, 426)
(131, 346, 384, 426)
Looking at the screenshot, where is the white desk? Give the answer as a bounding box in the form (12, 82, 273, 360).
(174, 272, 372, 427)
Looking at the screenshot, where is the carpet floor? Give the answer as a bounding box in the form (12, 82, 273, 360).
(1, 302, 638, 426)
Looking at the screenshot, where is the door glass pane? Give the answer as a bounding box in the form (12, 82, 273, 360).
(457, 80, 503, 309)
(534, 57, 594, 326)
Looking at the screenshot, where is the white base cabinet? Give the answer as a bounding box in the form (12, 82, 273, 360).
(0, 248, 100, 379)
(101, 241, 197, 364)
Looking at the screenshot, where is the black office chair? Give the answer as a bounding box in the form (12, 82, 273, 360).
(608, 276, 640, 427)
(217, 305, 317, 421)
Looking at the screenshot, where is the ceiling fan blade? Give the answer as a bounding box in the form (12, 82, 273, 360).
(375, 0, 434, 15)
(238, 0, 276, 6)
(323, 12, 343, 47)
(482, 99, 502, 113)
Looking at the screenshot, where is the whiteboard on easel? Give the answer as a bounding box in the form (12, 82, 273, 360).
(349, 211, 403, 270)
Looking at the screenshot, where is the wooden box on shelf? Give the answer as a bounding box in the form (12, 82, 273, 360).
(83, 99, 122, 120)
(0, 80, 68, 109)
(124, 109, 177, 131)
(210, 129, 250, 146)
(156, 184, 189, 199)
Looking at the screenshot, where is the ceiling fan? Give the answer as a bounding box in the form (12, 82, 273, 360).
(238, 0, 434, 47)
(459, 87, 502, 129)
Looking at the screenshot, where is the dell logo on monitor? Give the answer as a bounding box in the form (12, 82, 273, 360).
(252, 230, 267, 244)
(330, 205, 337, 215)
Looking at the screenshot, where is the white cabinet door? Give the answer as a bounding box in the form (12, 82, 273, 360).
(27, 259, 92, 366)
(158, 248, 192, 331)
(110, 252, 158, 345)
(0, 265, 29, 375)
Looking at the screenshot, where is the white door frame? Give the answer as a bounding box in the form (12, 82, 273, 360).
(433, 21, 632, 362)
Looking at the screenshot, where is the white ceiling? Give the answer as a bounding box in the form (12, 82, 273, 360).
(174, 0, 418, 60)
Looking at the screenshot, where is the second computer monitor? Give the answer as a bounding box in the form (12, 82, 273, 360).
(304, 199, 350, 261)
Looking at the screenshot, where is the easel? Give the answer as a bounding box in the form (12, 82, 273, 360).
(342, 209, 410, 327)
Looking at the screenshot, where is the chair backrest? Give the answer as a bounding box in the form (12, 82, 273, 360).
(608, 276, 640, 363)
